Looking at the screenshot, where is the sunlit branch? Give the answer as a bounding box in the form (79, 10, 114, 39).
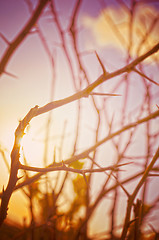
(19, 162, 131, 174)
(0, 105, 39, 226)
(1, 0, 159, 236)
(0, 108, 158, 194)
(35, 42, 159, 116)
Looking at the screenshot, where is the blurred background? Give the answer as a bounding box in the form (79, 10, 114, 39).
(0, 0, 159, 239)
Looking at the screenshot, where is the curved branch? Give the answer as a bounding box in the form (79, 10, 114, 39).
(36, 42, 159, 116)
(2, 108, 158, 194)
(0, 41, 158, 227)
(0, 0, 49, 76)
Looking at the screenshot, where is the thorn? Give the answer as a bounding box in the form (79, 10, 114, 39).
(95, 51, 107, 74)
(128, 217, 138, 226)
(82, 171, 90, 189)
(3, 71, 18, 79)
(62, 160, 66, 168)
(90, 92, 121, 97)
(0, 33, 10, 45)
(17, 175, 23, 181)
(134, 68, 159, 86)
(6, 207, 9, 217)
(29, 29, 38, 34)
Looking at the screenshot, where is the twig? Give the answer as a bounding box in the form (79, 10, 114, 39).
(30, 43, 159, 116)
(121, 147, 159, 239)
(90, 92, 121, 96)
(0, 33, 10, 45)
(3, 71, 18, 79)
(1, 108, 158, 193)
(133, 68, 159, 86)
(0, 0, 49, 75)
(19, 162, 131, 174)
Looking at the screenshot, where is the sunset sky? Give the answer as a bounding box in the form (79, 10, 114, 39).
(0, 0, 159, 236)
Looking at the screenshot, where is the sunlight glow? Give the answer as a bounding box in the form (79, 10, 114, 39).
(20, 127, 44, 167)
(82, 5, 159, 59)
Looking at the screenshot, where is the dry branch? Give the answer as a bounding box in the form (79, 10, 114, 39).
(34, 42, 159, 116)
(0, 108, 158, 198)
(0, 106, 39, 226)
(19, 162, 131, 174)
(0, 80, 158, 226)
(121, 147, 159, 239)
(0, 0, 159, 234)
(0, 0, 49, 76)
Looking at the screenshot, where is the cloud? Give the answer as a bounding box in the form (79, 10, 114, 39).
(82, 7, 126, 47)
(81, 4, 159, 59)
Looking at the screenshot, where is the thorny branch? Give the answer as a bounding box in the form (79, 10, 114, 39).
(32, 42, 159, 116)
(0, 104, 158, 227)
(0, 0, 159, 238)
(0, 40, 158, 226)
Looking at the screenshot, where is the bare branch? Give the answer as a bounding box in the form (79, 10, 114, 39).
(121, 147, 159, 239)
(90, 92, 121, 97)
(0, 0, 49, 76)
(35, 42, 159, 116)
(19, 162, 131, 174)
(133, 68, 159, 86)
(0, 108, 158, 193)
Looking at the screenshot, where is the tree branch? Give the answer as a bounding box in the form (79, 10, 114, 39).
(35, 42, 159, 116)
(0, 108, 157, 195)
(0, 0, 49, 76)
(121, 146, 159, 239)
(19, 162, 131, 174)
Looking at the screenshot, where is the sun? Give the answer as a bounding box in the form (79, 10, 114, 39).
(20, 128, 44, 168)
